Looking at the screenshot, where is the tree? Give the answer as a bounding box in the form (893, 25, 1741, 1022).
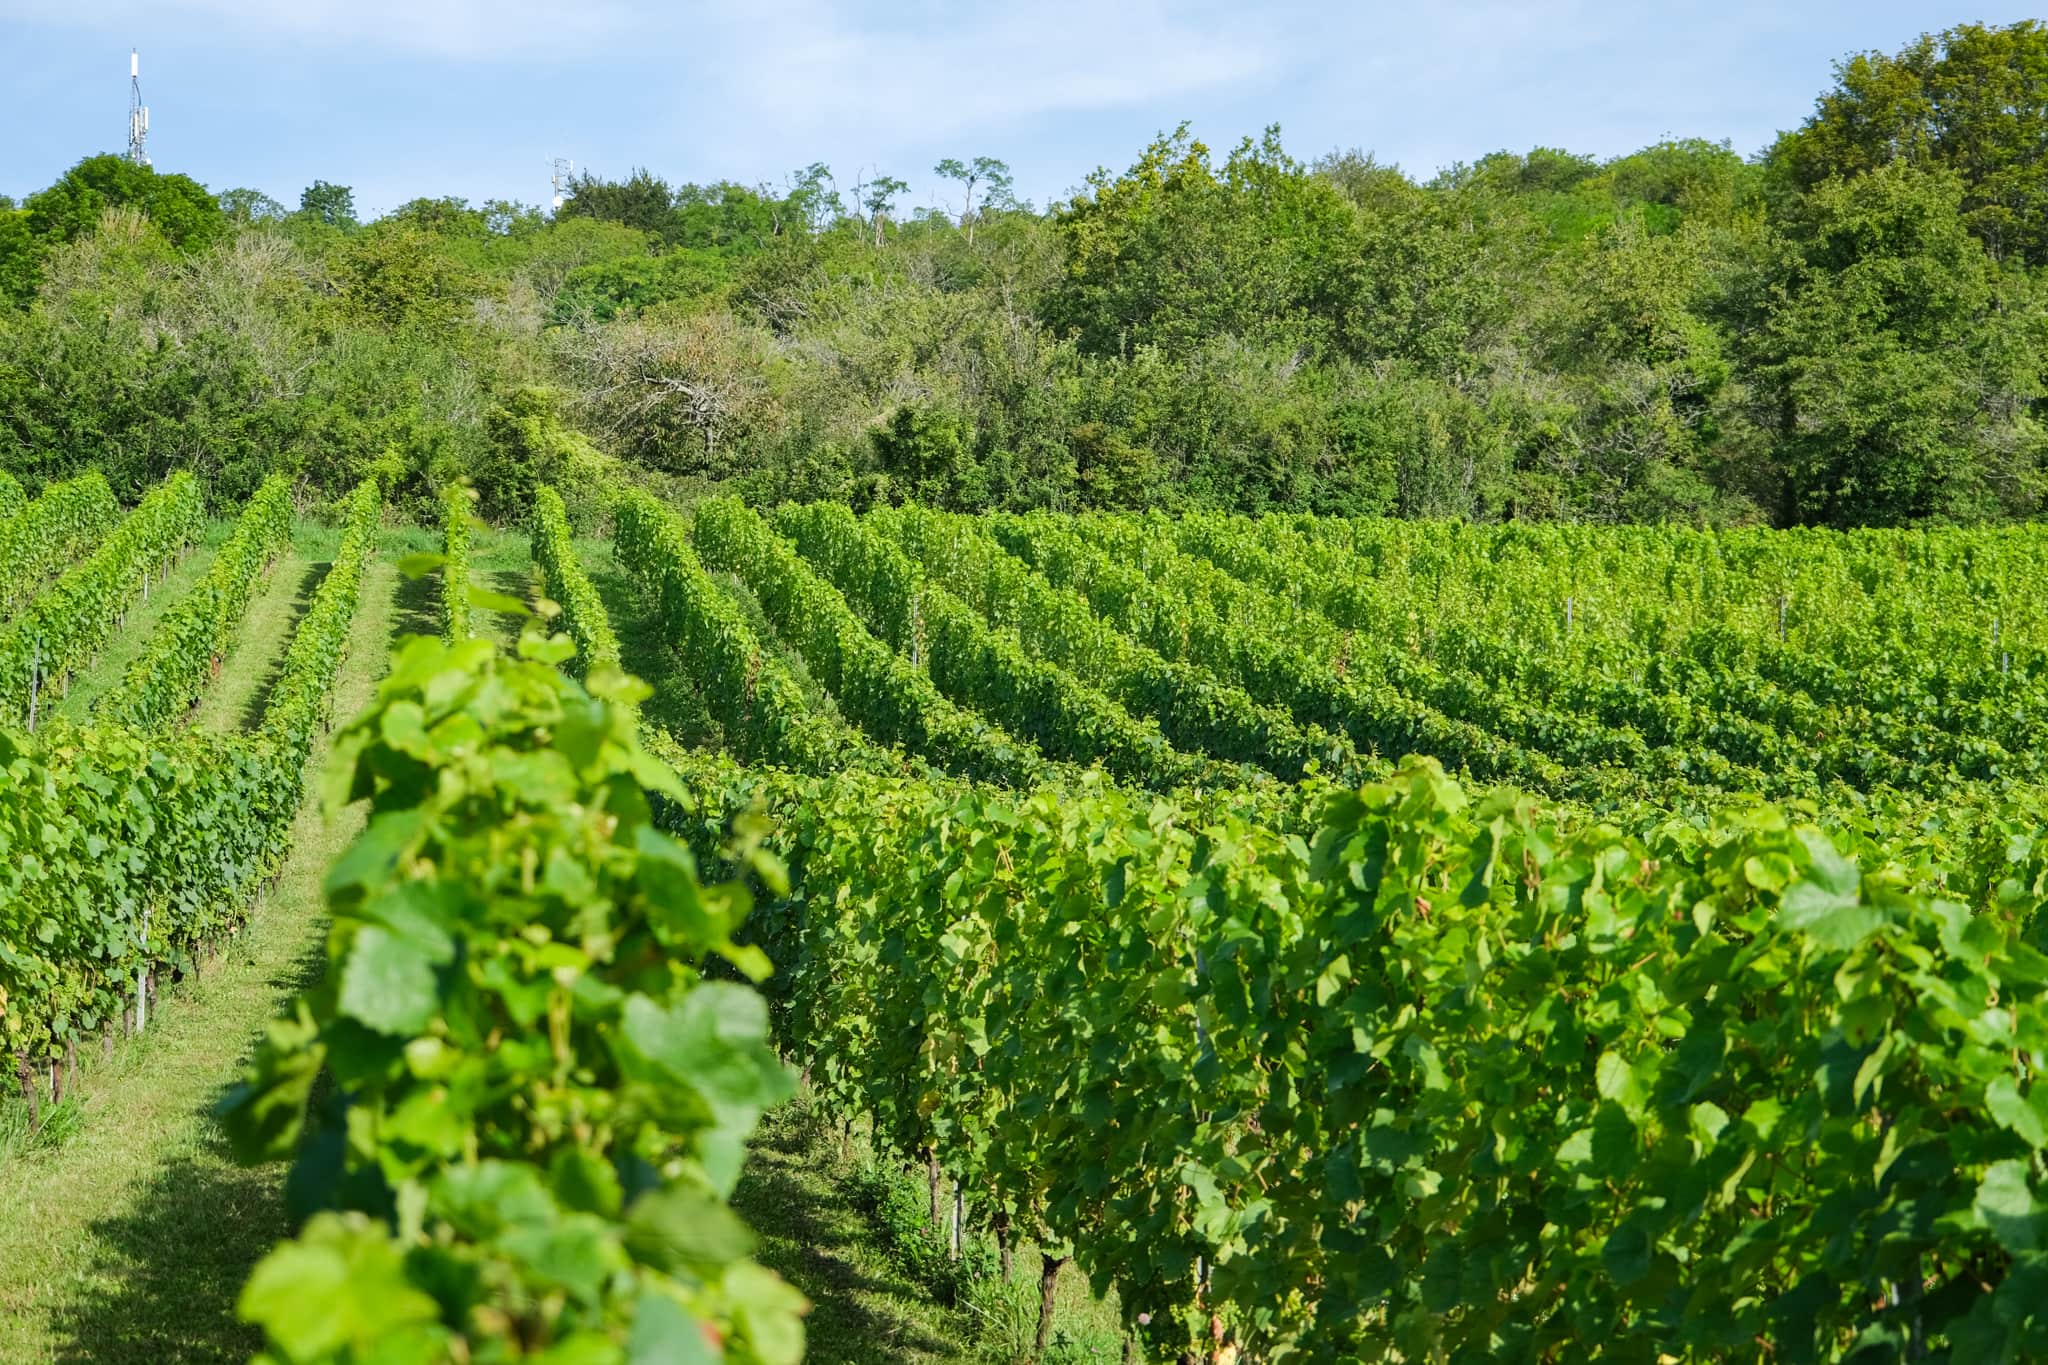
(385, 197, 490, 236)
(933, 156, 1014, 243)
(1771, 21, 2048, 264)
(1735, 161, 2047, 525)
(1593, 139, 1752, 225)
(550, 249, 734, 324)
(1446, 147, 1601, 196)
(782, 165, 847, 237)
(1533, 218, 1746, 521)
(671, 182, 779, 250)
(299, 180, 358, 229)
(331, 224, 480, 334)
(25, 155, 224, 250)
(555, 168, 673, 236)
(554, 311, 778, 478)
(1047, 126, 1364, 362)
(860, 174, 908, 247)
(219, 188, 287, 225)
(479, 199, 542, 236)
(0, 208, 36, 307)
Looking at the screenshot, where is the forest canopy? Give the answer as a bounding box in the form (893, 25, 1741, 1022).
(1, 19, 2044, 529)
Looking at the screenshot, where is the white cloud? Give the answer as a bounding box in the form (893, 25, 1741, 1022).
(698, 0, 1285, 134)
(1, 0, 637, 59)
(4, 0, 1282, 109)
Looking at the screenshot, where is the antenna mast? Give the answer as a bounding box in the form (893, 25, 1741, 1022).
(550, 157, 575, 212)
(127, 49, 150, 166)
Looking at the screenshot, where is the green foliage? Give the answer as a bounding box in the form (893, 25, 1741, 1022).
(841, 1159, 992, 1305)
(530, 484, 617, 675)
(691, 496, 1048, 785)
(559, 168, 816, 253)
(439, 483, 472, 642)
(556, 168, 678, 238)
(298, 181, 358, 230)
(866, 404, 985, 510)
(221, 633, 805, 1364)
(772, 500, 1219, 789)
(986, 509, 1577, 797)
(551, 248, 736, 323)
(1736, 161, 2048, 526)
(23, 154, 226, 254)
(8, 49, 2048, 530)
(97, 474, 294, 730)
(0, 470, 120, 618)
(0, 220, 489, 511)
(219, 188, 288, 225)
(0, 471, 203, 724)
(682, 747, 2048, 1361)
(0, 478, 378, 1063)
(1048, 125, 1362, 361)
(0, 206, 36, 308)
(612, 488, 873, 772)
(1773, 20, 2048, 264)
(331, 222, 483, 335)
(475, 388, 575, 525)
(871, 502, 1363, 782)
(255, 477, 381, 771)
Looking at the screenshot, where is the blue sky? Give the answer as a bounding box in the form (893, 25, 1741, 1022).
(2, 2, 2039, 218)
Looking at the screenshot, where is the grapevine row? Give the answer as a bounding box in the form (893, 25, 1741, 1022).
(531, 484, 619, 676)
(0, 477, 381, 1064)
(1084, 513, 1784, 799)
(257, 477, 380, 760)
(871, 504, 1368, 783)
(680, 752, 2048, 1362)
(1175, 512, 2038, 792)
(1282, 513, 2048, 751)
(0, 470, 120, 622)
(0, 471, 204, 726)
(441, 482, 472, 642)
(97, 474, 293, 731)
(221, 635, 805, 1364)
(983, 509, 1602, 799)
(692, 496, 1050, 786)
(613, 489, 877, 772)
(774, 501, 1224, 790)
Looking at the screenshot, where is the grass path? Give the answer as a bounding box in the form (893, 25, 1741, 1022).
(389, 522, 531, 651)
(581, 537, 724, 750)
(49, 523, 228, 722)
(474, 526, 536, 650)
(733, 1104, 977, 1365)
(0, 550, 401, 1363)
(190, 522, 341, 733)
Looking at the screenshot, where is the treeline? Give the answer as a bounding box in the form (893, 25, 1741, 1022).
(1, 19, 2045, 528)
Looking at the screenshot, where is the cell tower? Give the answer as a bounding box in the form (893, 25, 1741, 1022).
(127, 49, 150, 166)
(550, 157, 575, 211)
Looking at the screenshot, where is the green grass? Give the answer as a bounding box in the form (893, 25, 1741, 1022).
(49, 520, 229, 722)
(0, 545, 403, 1363)
(473, 526, 537, 649)
(732, 1098, 1132, 1365)
(392, 522, 534, 649)
(580, 536, 726, 749)
(734, 1101, 979, 1365)
(188, 520, 341, 733)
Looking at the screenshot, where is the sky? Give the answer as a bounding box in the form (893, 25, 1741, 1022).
(1, 2, 2040, 218)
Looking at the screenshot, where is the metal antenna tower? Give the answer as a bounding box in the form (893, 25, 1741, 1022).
(550, 157, 575, 211)
(127, 50, 150, 166)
